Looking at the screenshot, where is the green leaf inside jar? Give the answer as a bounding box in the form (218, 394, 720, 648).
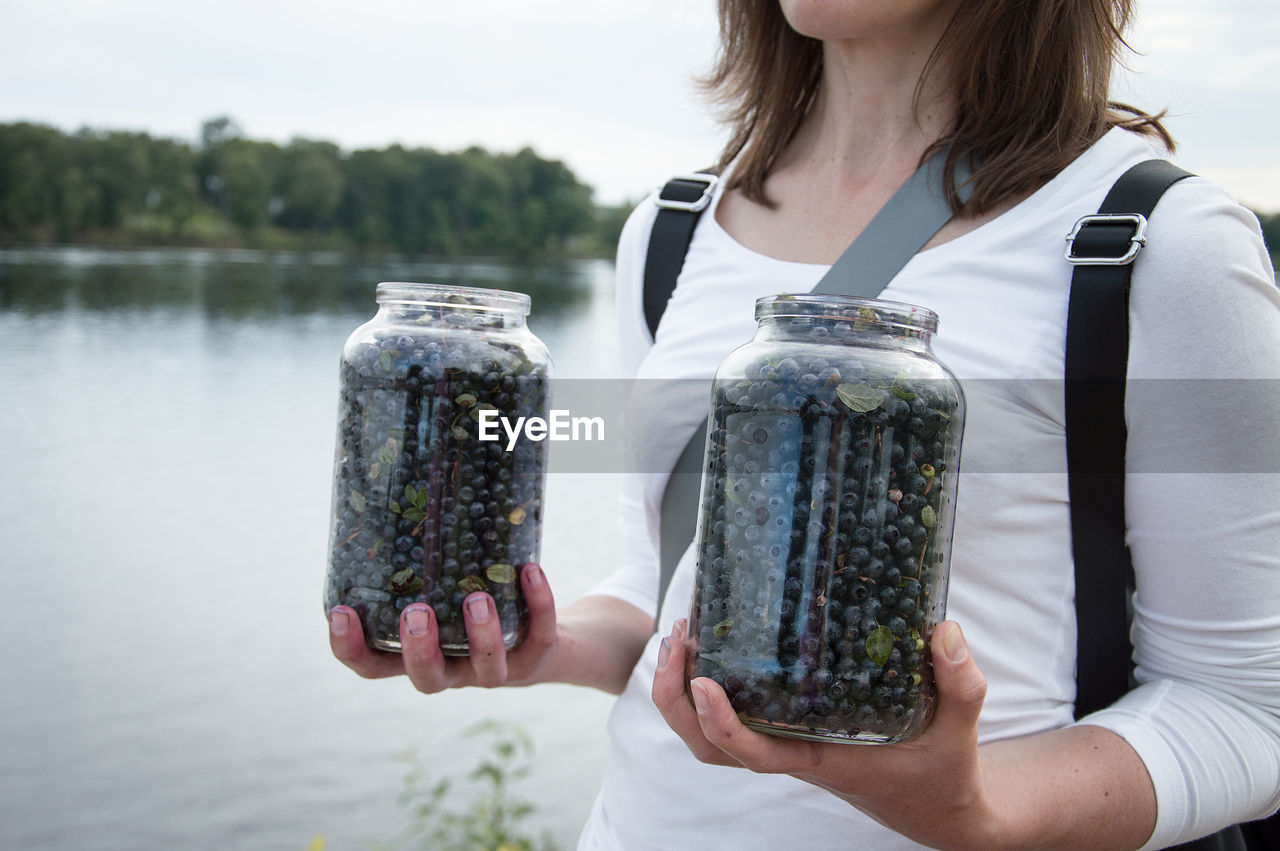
(890, 383, 917, 402)
(486, 563, 515, 584)
(458, 576, 487, 594)
(836, 382, 886, 413)
(389, 568, 423, 595)
(865, 624, 894, 667)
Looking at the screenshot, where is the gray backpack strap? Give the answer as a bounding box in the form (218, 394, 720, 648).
(652, 149, 970, 613)
(658, 422, 708, 611)
(813, 150, 972, 297)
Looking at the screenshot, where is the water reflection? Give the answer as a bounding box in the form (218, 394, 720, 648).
(0, 246, 593, 319)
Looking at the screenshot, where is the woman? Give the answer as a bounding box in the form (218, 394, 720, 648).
(330, 1, 1280, 848)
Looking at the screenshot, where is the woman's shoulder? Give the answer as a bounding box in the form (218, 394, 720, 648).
(612, 172, 732, 343)
(996, 127, 1274, 291)
(617, 189, 663, 256)
(1142, 170, 1271, 270)
(615, 171, 729, 265)
(1109, 131, 1280, 379)
(1097, 126, 1276, 291)
(1078, 128, 1268, 248)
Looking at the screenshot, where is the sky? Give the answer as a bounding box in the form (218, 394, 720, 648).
(2, 0, 1279, 210)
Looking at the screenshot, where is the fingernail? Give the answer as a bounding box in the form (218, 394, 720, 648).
(656, 637, 671, 672)
(525, 564, 544, 589)
(941, 623, 967, 663)
(467, 594, 491, 623)
(329, 609, 349, 636)
(674, 618, 688, 641)
(690, 679, 710, 715)
(405, 605, 429, 637)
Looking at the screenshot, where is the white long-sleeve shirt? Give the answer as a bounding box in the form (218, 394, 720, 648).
(580, 127, 1280, 850)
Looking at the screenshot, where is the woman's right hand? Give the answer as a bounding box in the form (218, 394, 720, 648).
(328, 562, 560, 691)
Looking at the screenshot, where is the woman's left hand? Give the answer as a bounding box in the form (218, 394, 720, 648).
(651, 618, 1000, 851)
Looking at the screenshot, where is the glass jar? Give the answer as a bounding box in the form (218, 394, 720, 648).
(685, 295, 964, 744)
(325, 282, 551, 655)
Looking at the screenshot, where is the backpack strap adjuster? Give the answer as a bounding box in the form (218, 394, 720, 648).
(1064, 213, 1149, 265)
(655, 173, 719, 213)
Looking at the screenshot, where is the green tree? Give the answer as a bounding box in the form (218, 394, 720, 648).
(505, 147, 593, 256)
(74, 129, 155, 229)
(145, 136, 200, 234)
(0, 123, 72, 238)
(196, 115, 243, 218)
(200, 115, 243, 151)
(337, 146, 403, 248)
(277, 138, 344, 230)
(455, 146, 515, 254)
(213, 137, 280, 230)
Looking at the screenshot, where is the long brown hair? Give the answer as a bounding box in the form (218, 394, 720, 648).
(703, 0, 1174, 215)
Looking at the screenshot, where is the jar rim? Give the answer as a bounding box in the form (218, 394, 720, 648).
(375, 281, 531, 314)
(755, 294, 938, 333)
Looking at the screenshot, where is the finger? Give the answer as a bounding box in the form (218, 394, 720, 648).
(513, 564, 556, 663)
(651, 621, 741, 768)
(687, 677, 814, 775)
(329, 606, 405, 679)
(927, 621, 987, 741)
(399, 604, 452, 693)
(462, 592, 509, 687)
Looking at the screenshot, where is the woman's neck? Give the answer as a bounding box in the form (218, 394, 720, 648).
(715, 14, 984, 265)
(780, 33, 957, 185)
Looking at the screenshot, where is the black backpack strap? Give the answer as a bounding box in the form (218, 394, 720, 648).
(1067, 160, 1261, 851)
(640, 170, 719, 614)
(642, 171, 720, 339)
(1064, 159, 1192, 719)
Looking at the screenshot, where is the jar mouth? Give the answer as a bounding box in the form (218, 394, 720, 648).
(755, 294, 938, 335)
(375, 282, 531, 315)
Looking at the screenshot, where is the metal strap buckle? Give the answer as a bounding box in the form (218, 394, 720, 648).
(1064, 214, 1149, 265)
(654, 172, 719, 213)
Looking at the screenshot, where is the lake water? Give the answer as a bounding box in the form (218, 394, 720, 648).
(0, 247, 627, 850)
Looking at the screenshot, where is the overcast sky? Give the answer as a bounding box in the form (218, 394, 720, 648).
(3, 0, 1278, 210)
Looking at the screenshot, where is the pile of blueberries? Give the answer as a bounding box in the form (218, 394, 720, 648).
(689, 351, 960, 743)
(325, 309, 548, 654)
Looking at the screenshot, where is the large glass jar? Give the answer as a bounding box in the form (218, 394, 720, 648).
(325, 282, 551, 655)
(685, 295, 964, 744)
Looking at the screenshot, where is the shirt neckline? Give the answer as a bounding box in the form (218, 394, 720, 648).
(701, 127, 1146, 272)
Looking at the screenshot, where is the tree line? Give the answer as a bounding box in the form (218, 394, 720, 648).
(0, 117, 631, 258)
(0, 117, 1275, 264)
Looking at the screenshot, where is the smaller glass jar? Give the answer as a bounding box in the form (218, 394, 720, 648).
(324, 282, 551, 655)
(686, 295, 964, 744)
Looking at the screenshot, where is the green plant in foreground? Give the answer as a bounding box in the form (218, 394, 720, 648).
(386, 720, 558, 851)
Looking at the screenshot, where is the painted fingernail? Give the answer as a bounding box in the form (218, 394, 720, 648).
(941, 623, 967, 663)
(525, 564, 545, 589)
(405, 605, 429, 637)
(657, 637, 671, 672)
(673, 618, 688, 641)
(690, 679, 710, 715)
(329, 609, 349, 636)
(467, 594, 491, 623)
